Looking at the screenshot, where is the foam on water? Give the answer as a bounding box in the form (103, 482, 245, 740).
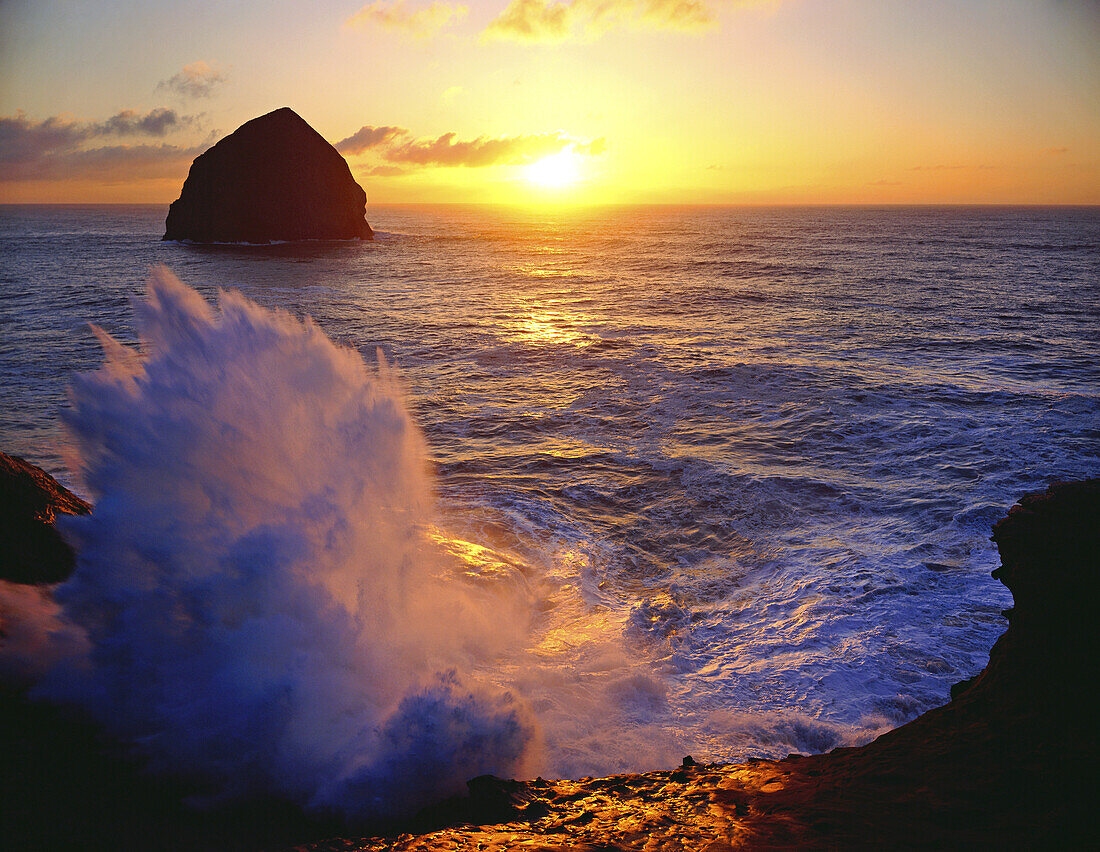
(1, 204, 1097, 816)
(15, 266, 760, 815)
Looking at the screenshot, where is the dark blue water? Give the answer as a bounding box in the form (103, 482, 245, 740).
(1, 203, 1097, 774)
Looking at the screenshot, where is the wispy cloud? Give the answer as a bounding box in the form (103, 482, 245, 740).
(384, 131, 571, 166)
(441, 85, 466, 103)
(486, 0, 572, 41)
(1, 141, 203, 182)
(156, 61, 228, 99)
(336, 123, 606, 173)
(482, 0, 740, 43)
(907, 163, 999, 172)
(335, 125, 409, 155)
(0, 110, 201, 181)
(367, 164, 409, 177)
(577, 137, 606, 155)
(95, 108, 192, 137)
(386, 131, 606, 167)
(346, 0, 468, 38)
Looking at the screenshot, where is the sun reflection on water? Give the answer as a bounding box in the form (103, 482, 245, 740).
(519, 312, 585, 346)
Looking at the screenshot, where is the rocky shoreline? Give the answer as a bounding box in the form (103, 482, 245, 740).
(300, 480, 1097, 850)
(2, 453, 1095, 849)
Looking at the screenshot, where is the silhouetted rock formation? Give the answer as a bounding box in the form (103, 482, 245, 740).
(0, 452, 90, 584)
(164, 107, 372, 243)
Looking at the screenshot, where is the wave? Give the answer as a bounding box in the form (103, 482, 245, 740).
(34, 267, 535, 820)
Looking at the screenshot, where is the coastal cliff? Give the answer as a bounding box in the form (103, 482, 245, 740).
(1, 466, 1094, 848)
(163, 107, 372, 244)
(316, 479, 1098, 850)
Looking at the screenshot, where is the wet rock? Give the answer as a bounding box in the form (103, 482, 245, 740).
(164, 107, 372, 244)
(312, 480, 1098, 850)
(0, 452, 90, 584)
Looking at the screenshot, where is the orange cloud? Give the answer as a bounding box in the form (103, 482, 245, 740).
(367, 164, 409, 177)
(907, 164, 999, 172)
(383, 131, 597, 167)
(336, 125, 409, 155)
(346, 0, 468, 38)
(335, 120, 605, 169)
(485, 0, 571, 41)
(156, 61, 228, 99)
(483, 0, 722, 42)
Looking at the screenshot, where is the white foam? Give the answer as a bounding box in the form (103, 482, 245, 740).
(34, 266, 534, 819)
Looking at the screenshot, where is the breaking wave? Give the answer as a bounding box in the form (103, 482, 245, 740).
(35, 267, 536, 819)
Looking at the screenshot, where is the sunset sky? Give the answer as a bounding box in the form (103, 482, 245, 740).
(1, 0, 1097, 204)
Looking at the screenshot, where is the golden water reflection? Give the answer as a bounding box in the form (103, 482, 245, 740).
(519, 313, 584, 346)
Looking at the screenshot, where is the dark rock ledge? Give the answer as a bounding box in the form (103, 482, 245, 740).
(1, 460, 1095, 849)
(0, 451, 90, 584)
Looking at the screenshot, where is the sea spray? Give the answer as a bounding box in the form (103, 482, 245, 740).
(37, 266, 534, 818)
(4, 266, 889, 814)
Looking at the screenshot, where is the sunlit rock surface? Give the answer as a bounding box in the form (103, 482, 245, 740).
(305, 479, 1098, 850)
(164, 107, 372, 243)
(0, 452, 90, 584)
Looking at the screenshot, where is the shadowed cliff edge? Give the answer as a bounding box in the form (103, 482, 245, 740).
(0, 457, 1095, 849)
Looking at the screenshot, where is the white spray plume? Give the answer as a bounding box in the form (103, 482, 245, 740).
(37, 266, 534, 819)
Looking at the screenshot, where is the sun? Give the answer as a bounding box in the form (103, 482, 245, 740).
(525, 149, 581, 189)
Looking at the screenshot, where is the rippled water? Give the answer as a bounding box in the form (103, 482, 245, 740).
(1, 203, 1097, 773)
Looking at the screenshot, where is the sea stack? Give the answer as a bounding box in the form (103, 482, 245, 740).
(164, 107, 372, 243)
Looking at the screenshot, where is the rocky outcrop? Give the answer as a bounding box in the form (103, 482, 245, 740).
(323, 480, 1098, 850)
(164, 107, 372, 243)
(0, 452, 90, 584)
(3, 479, 1094, 849)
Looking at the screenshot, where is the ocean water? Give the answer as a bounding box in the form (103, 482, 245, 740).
(1, 204, 1098, 810)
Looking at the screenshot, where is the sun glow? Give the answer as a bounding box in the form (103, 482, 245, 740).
(525, 149, 581, 189)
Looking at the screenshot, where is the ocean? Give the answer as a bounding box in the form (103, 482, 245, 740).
(1, 203, 1097, 815)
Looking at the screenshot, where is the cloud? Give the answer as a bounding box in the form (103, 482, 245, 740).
(483, 0, 723, 42)
(95, 108, 192, 137)
(346, 0, 468, 38)
(157, 61, 228, 99)
(367, 164, 409, 177)
(486, 0, 571, 40)
(383, 130, 582, 167)
(1042, 146, 1069, 156)
(575, 136, 606, 155)
(1, 142, 203, 182)
(907, 164, 999, 172)
(0, 113, 86, 165)
(0, 110, 201, 181)
(336, 124, 409, 155)
(336, 122, 606, 175)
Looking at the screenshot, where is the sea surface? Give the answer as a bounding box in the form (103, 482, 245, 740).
(1, 203, 1098, 783)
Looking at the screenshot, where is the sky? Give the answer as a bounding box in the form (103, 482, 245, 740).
(0, 0, 1097, 204)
